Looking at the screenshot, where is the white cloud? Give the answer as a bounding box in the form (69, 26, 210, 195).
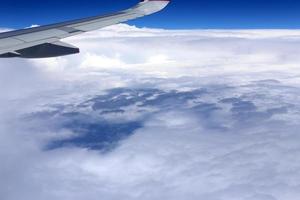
(22, 24, 298, 81)
(1, 24, 300, 200)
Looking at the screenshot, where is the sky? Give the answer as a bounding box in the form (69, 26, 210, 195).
(2, 1, 300, 200)
(1, 0, 300, 29)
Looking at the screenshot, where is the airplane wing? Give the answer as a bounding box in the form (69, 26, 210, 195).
(0, 0, 170, 58)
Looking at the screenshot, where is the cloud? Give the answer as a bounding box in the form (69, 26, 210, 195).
(21, 24, 300, 83)
(1, 24, 300, 200)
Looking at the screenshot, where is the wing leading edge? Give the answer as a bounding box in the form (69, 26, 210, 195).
(0, 0, 170, 58)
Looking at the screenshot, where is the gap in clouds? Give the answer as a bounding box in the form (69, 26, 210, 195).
(23, 79, 296, 153)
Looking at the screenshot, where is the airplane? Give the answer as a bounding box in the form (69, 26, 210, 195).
(0, 0, 170, 58)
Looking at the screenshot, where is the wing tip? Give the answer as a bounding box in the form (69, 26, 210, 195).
(137, 0, 171, 15)
(140, 0, 170, 3)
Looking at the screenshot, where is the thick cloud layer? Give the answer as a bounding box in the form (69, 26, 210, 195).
(1, 25, 300, 200)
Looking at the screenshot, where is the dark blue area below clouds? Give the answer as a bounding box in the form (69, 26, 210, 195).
(48, 121, 143, 151)
(25, 81, 292, 152)
(1, 0, 300, 29)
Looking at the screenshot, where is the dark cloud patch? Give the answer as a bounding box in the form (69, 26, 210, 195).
(47, 121, 143, 151)
(267, 107, 288, 115)
(141, 89, 207, 108)
(101, 109, 125, 114)
(25, 79, 296, 153)
(28, 88, 209, 151)
(88, 88, 207, 111)
(252, 79, 281, 85)
(89, 88, 160, 110)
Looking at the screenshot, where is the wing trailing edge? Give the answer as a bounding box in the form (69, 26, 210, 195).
(0, 41, 79, 58)
(0, 0, 171, 58)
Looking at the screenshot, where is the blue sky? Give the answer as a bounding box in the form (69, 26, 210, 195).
(1, 0, 300, 29)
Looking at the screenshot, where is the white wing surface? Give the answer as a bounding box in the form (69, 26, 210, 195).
(0, 0, 170, 58)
